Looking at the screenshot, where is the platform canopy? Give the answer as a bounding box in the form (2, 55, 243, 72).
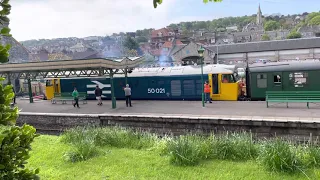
(0, 56, 145, 79)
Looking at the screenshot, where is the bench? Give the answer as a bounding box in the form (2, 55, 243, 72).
(266, 91, 320, 108)
(51, 92, 87, 104)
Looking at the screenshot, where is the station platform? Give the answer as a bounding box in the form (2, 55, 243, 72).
(16, 98, 320, 121)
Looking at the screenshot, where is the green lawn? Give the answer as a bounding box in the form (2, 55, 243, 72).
(28, 135, 320, 180)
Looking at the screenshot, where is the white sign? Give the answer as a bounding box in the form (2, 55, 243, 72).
(148, 88, 165, 94)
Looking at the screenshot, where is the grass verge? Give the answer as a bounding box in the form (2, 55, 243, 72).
(28, 135, 320, 180)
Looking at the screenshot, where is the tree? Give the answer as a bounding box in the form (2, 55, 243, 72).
(0, 0, 39, 179)
(153, 0, 222, 8)
(305, 12, 320, 23)
(309, 15, 320, 26)
(167, 24, 178, 30)
(123, 36, 139, 51)
(261, 34, 270, 41)
(287, 31, 302, 39)
(264, 20, 280, 31)
(136, 36, 148, 43)
(194, 21, 207, 30)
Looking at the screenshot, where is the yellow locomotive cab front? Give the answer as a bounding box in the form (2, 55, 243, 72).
(209, 73, 239, 101)
(45, 79, 61, 100)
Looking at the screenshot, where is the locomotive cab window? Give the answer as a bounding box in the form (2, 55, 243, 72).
(46, 80, 53, 86)
(221, 74, 235, 83)
(273, 75, 282, 84)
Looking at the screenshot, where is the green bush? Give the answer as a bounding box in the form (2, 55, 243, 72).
(95, 127, 157, 149)
(0, 125, 40, 179)
(0, 77, 40, 179)
(61, 126, 158, 162)
(301, 144, 320, 168)
(211, 132, 258, 161)
(63, 139, 99, 163)
(259, 139, 304, 173)
(0, 2, 40, 177)
(151, 136, 172, 156)
(166, 135, 210, 166)
(61, 126, 99, 162)
(62, 126, 158, 149)
(60, 126, 99, 145)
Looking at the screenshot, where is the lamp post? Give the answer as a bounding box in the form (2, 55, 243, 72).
(198, 46, 205, 107)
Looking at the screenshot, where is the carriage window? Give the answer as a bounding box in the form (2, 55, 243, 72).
(222, 74, 235, 83)
(273, 74, 281, 84)
(183, 80, 195, 96)
(257, 73, 267, 88)
(171, 80, 181, 96)
(289, 72, 308, 88)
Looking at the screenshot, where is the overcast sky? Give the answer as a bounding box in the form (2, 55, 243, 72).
(9, 0, 320, 41)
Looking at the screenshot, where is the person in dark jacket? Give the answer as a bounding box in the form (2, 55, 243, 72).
(94, 85, 103, 106)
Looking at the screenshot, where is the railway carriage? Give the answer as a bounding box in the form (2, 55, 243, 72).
(248, 61, 320, 100)
(45, 64, 240, 101)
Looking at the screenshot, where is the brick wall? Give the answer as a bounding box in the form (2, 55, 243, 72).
(17, 112, 320, 140)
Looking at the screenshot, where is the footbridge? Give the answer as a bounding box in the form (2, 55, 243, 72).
(0, 56, 145, 108)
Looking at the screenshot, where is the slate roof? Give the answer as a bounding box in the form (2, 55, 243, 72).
(207, 37, 320, 54)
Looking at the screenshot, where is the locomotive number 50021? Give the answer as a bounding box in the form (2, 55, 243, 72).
(147, 88, 165, 94)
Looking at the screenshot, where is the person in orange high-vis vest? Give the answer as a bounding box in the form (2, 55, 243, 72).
(204, 81, 212, 103)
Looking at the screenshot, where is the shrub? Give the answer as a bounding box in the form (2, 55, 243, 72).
(0, 76, 40, 179)
(301, 144, 320, 168)
(61, 126, 159, 162)
(166, 135, 209, 166)
(61, 126, 99, 162)
(211, 132, 258, 161)
(60, 126, 99, 145)
(0, 125, 40, 179)
(150, 135, 172, 156)
(259, 139, 304, 173)
(63, 139, 99, 163)
(94, 126, 157, 149)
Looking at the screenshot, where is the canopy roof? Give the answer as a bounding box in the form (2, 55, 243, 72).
(0, 57, 145, 79)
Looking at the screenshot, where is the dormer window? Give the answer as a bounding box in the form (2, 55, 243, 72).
(158, 32, 163, 37)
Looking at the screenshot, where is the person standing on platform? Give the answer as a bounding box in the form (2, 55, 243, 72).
(204, 81, 212, 103)
(72, 87, 80, 108)
(95, 85, 103, 106)
(124, 84, 132, 107)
